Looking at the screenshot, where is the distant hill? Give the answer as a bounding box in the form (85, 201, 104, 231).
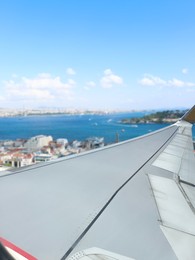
(121, 110, 187, 124)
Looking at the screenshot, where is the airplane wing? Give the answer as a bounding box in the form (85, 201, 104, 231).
(0, 106, 195, 260)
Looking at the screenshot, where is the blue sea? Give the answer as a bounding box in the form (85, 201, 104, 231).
(0, 113, 194, 144)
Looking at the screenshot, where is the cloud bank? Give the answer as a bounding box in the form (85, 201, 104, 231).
(3, 73, 75, 106)
(139, 74, 195, 88)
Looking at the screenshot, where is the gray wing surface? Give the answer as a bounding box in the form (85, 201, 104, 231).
(0, 106, 195, 260)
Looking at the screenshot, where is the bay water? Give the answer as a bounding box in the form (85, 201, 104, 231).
(0, 112, 194, 144)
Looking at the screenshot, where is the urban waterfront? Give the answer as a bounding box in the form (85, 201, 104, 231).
(0, 112, 195, 171)
(0, 112, 188, 144)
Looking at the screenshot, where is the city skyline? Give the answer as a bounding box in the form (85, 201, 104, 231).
(0, 0, 195, 110)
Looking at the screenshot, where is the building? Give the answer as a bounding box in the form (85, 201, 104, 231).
(24, 135, 53, 151)
(11, 153, 34, 168)
(34, 153, 53, 163)
(85, 137, 104, 149)
(56, 138, 68, 147)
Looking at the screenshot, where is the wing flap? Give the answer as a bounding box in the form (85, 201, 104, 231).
(152, 120, 195, 185)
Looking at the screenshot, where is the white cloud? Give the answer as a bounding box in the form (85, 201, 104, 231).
(100, 69, 123, 88)
(139, 74, 167, 86)
(182, 68, 188, 74)
(84, 81, 96, 90)
(87, 81, 96, 87)
(168, 78, 185, 87)
(3, 73, 75, 105)
(139, 74, 195, 88)
(104, 69, 112, 76)
(19, 73, 69, 90)
(66, 67, 76, 75)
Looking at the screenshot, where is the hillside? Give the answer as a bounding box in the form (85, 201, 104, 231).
(121, 110, 187, 124)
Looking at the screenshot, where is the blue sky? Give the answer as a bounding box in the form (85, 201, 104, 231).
(0, 0, 195, 110)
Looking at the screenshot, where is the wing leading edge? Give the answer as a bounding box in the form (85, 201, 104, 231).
(0, 106, 194, 260)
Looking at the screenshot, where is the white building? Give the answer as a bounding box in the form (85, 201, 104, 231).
(11, 153, 34, 168)
(56, 138, 68, 147)
(34, 153, 53, 163)
(24, 135, 53, 151)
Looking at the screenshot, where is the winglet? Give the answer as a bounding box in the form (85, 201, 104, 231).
(181, 105, 195, 123)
